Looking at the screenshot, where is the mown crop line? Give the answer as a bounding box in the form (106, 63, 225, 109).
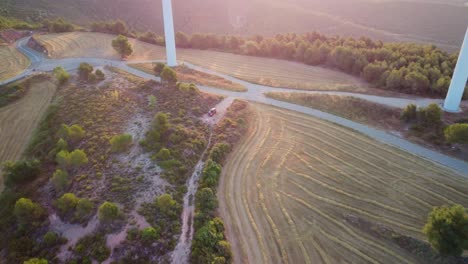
(280, 191, 415, 264)
(222, 108, 262, 262)
(287, 179, 421, 233)
(293, 151, 375, 189)
(286, 166, 419, 220)
(275, 108, 467, 186)
(288, 126, 455, 206)
(240, 114, 272, 263)
(274, 192, 315, 264)
(254, 118, 290, 264)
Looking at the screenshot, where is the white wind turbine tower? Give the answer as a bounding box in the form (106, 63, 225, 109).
(443, 27, 468, 112)
(162, 0, 177, 67)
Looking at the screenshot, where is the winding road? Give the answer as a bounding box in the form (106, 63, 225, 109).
(3, 37, 468, 176)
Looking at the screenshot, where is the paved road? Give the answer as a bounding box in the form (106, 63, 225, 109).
(4, 37, 468, 176)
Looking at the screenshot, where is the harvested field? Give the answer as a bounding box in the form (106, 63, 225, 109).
(35, 32, 368, 93)
(0, 79, 57, 190)
(219, 103, 468, 264)
(0, 44, 29, 81)
(265, 92, 402, 130)
(130, 63, 247, 92)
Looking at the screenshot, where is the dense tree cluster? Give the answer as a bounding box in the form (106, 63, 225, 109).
(112, 35, 133, 58)
(423, 204, 468, 256)
(90, 20, 129, 36)
(42, 18, 75, 33)
(173, 32, 462, 97)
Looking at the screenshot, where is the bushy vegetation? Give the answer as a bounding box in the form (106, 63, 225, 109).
(2, 159, 40, 187)
(42, 18, 75, 33)
(191, 101, 249, 263)
(153, 62, 166, 76)
(54, 193, 94, 223)
(0, 75, 50, 108)
(14, 198, 45, 228)
(423, 204, 468, 256)
(110, 134, 133, 152)
(401, 103, 447, 145)
(0, 15, 39, 30)
(51, 168, 70, 192)
(23, 258, 48, 264)
(160, 66, 178, 85)
(73, 233, 110, 262)
(56, 149, 89, 169)
(98, 201, 121, 223)
(444, 124, 468, 144)
(173, 32, 462, 97)
(78, 63, 94, 81)
(112, 34, 133, 58)
(53, 66, 70, 85)
(90, 20, 129, 36)
(57, 124, 85, 143)
(139, 193, 181, 250)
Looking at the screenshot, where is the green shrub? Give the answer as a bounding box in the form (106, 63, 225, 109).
(95, 69, 105, 80)
(51, 169, 70, 192)
(161, 66, 177, 85)
(43, 231, 59, 246)
(78, 63, 94, 81)
(53, 66, 70, 85)
(55, 138, 68, 152)
(75, 198, 94, 220)
(155, 194, 177, 216)
(126, 227, 140, 241)
(195, 187, 218, 216)
(141, 227, 159, 243)
(155, 148, 171, 161)
(444, 123, 468, 144)
(401, 104, 417, 122)
(200, 159, 222, 189)
(112, 35, 133, 58)
(421, 103, 442, 127)
(55, 193, 79, 215)
(153, 62, 166, 76)
(110, 134, 133, 152)
(14, 198, 45, 225)
(98, 202, 120, 223)
(423, 204, 468, 256)
(3, 159, 40, 187)
(177, 82, 199, 94)
(210, 143, 231, 163)
(75, 233, 110, 262)
(147, 95, 157, 107)
(24, 258, 48, 264)
(56, 149, 89, 168)
(191, 218, 231, 263)
(58, 124, 85, 143)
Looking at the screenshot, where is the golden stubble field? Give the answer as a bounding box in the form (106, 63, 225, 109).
(0, 79, 57, 190)
(218, 103, 468, 264)
(0, 45, 30, 81)
(35, 32, 369, 93)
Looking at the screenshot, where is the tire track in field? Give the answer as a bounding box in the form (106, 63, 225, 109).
(221, 108, 263, 264)
(273, 108, 468, 191)
(286, 166, 419, 220)
(288, 179, 421, 233)
(280, 191, 415, 264)
(288, 125, 456, 206)
(255, 118, 289, 263)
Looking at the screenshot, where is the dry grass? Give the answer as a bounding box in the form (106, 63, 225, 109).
(35, 32, 371, 93)
(265, 92, 402, 131)
(0, 44, 30, 81)
(219, 103, 468, 264)
(0, 79, 57, 190)
(130, 63, 247, 92)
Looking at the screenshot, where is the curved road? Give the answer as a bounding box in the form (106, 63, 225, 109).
(3, 37, 468, 176)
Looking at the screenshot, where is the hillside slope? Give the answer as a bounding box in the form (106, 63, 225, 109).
(0, 0, 467, 49)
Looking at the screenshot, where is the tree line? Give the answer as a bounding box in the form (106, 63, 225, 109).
(89, 20, 464, 98)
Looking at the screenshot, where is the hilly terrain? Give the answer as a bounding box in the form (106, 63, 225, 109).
(0, 0, 467, 50)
